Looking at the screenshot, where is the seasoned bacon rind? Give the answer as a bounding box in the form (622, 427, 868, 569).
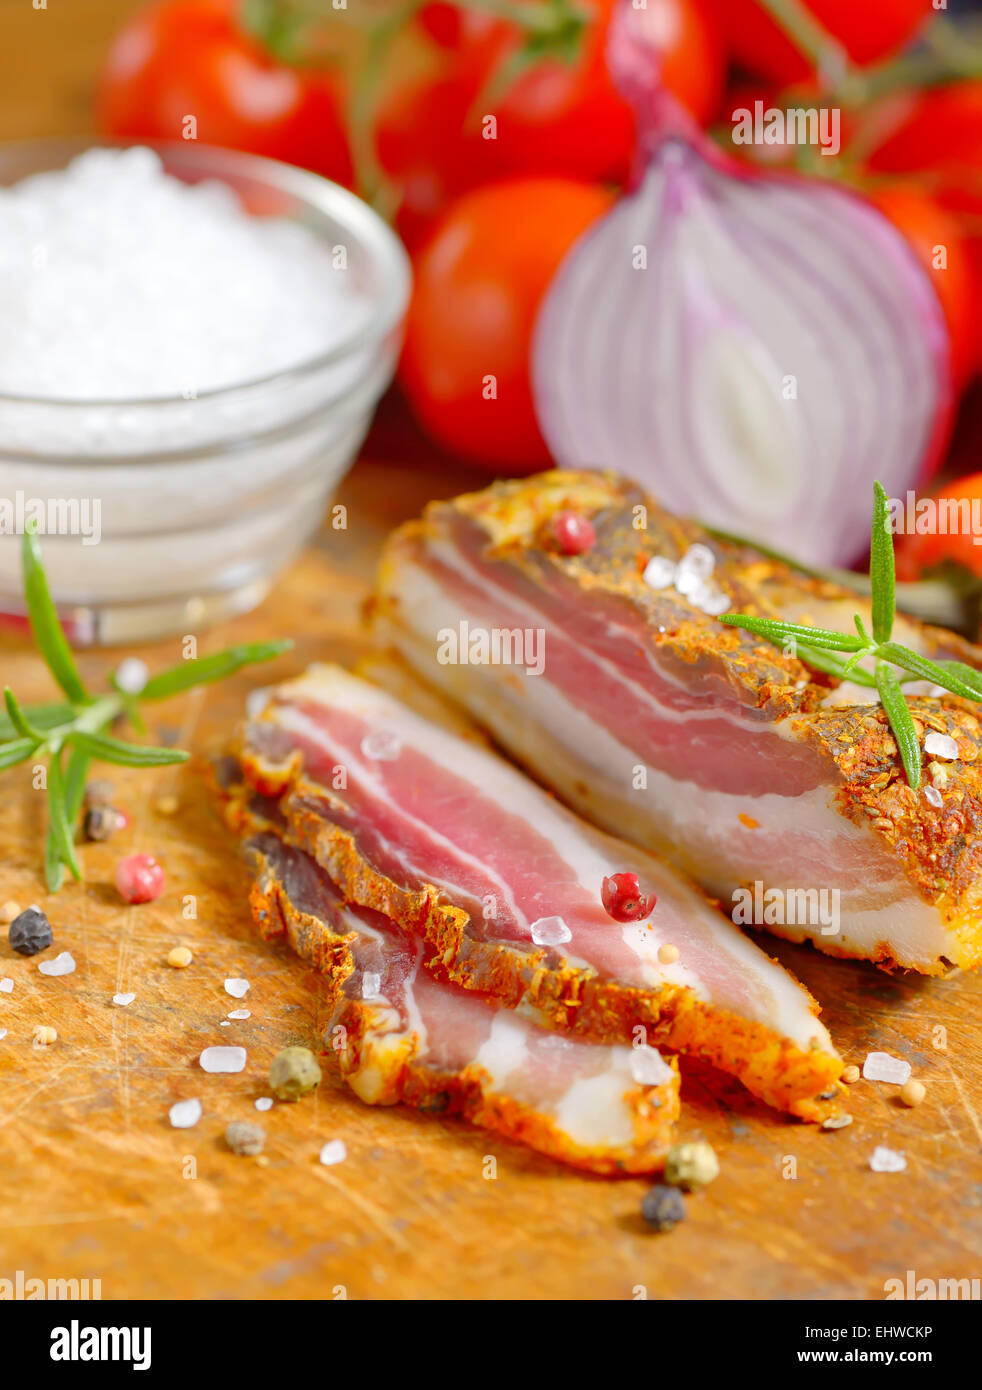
(228, 665, 844, 1123)
(374, 469, 982, 974)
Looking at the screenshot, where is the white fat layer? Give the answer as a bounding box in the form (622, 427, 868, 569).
(551, 1052, 638, 1149)
(384, 558, 964, 974)
(473, 1010, 531, 1087)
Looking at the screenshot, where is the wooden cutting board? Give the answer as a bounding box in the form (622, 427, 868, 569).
(2, 449, 981, 1301)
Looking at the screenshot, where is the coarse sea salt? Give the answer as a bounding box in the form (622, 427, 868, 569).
(870, 1146, 907, 1173)
(169, 1098, 202, 1130)
(255, 1097, 274, 1112)
(112, 992, 136, 1007)
(38, 951, 76, 977)
(0, 978, 12, 993)
(0, 1029, 7, 1040)
(629, 1045, 674, 1087)
(924, 785, 943, 809)
(224, 978, 250, 999)
(863, 1051, 911, 1085)
(199, 1045, 247, 1074)
(114, 657, 149, 695)
(227, 1009, 251, 1021)
(362, 972, 382, 1000)
(642, 556, 676, 591)
(319, 1139, 347, 1167)
(530, 915, 572, 947)
(924, 731, 959, 761)
(0, 146, 369, 404)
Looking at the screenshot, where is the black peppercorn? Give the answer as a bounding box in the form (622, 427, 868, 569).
(641, 1183, 686, 1233)
(8, 906, 54, 957)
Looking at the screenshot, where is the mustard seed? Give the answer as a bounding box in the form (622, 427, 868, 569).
(900, 1079, 926, 1107)
(167, 946, 193, 968)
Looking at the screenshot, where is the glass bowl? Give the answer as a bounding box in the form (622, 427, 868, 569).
(0, 138, 411, 644)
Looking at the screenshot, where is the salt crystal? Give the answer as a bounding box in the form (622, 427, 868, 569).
(38, 951, 76, 977)
(924, 731, 958, 761)
(0, 1029, 7, 1040)
(227, 1009, 251, 1020)
(199, 1045, 247, 1074)
(169, 1098, 202, 1130)
(362, 972, 382, 1000)
(862, 1051, 911, 1085)
(530, 915, 572, 947)
(696, 588, 731, 617)
(870, 1145, 907, 1173)
(319, 1139, 347, 1166)
(629, 1045, 674, 1087)
(255, 1097, 273, 1112)
(115, 657, 149, 695)
(360, 729, 402, 762)
(219, 1021, 231, 1027)
(675, 543, 715, 592)
(112, 992, 136, 1007)
(642, 556, 676, 591)
(924, 785, 943, 808)
(0, 978, 12, 993)
(224, 978, 250, 998)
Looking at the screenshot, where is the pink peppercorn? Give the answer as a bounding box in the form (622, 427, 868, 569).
(550, 510, 596, 556)
(115, 853, 165, 904)
(601, 872, 657, 923)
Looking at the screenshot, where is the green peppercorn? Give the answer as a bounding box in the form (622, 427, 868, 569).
(641, 1184, 686, 1232)
(225, 1121, 265, 1156)
(664, 1141, 719, 1191)
(269, 1046, 322, 1101)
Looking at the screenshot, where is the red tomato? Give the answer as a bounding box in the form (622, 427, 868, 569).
(895, 474, 982, 583)
(870, 187, 976, 389)
(717, 0, 932, 86)
(96, 0, 353, 185)
(377, 0, 724, 248)
(399, 179, 614, 469)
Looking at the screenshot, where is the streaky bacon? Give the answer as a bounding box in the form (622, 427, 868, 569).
(236, 822, 681, 1174)
(374, 469, 982, 975)
(232, 664, 843, 1122)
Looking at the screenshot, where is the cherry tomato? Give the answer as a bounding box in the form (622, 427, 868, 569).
(895, 474, 982, 583)
(377, 0, 724, 248)
(717, 0, 932, 86)
(96, 0, 353, 185)
(399, 178, 614, 468)
(870, 186, 976, 389)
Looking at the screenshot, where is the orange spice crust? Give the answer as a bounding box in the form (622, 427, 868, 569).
(246, 826, 681, 1175)
(398, 469, 982, 961)
(228, 751, 844, 1124)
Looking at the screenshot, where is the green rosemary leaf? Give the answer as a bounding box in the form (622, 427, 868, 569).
(3, 687, 46, 743)
(21, 525, 88, 706)
(874, 661, 921, 790)
(874, 642, 982, 701)
(934, 660, 982, 700)
(870, 481, 896, 645)
(0, 700, 75, 742)
(68, 729, 190, 769)
(719, 614, 865, 652)
(795, 644, 877, 688)
(44, 831, 64, 894)
(854, 613, 872, 646)
(0, 737, 39, 771)
(63, 745, 91, 820)
(139, 640, 292, 701)
(46, 752, 82, 881)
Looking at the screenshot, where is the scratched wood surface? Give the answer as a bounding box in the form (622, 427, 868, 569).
(1, 0, 981, 1304)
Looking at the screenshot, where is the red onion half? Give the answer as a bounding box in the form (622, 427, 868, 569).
(531, 12, 952, 567)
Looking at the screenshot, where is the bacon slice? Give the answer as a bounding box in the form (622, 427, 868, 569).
(237, 825, 680, 1174)
(374, 469, 982, 976)
(232, 664, 843, 1121)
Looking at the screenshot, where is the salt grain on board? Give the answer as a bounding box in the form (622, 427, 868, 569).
(319, 1139, 347, 1166)
(199, 1046, 247, 1074)
(0, 1029, 7, 1040)
(0, 978, 12, 994)
(112, 993, 136, 1007)
(169, 1099, 202, 1129)
(228, 1009, 251, 1020)
(224, 978, 250, 998)
(870, 1146, 907, 1173)
(38, 951, 76, 977)
(255, 1097, 273, 1112)
(863, 1051, 911, 1085)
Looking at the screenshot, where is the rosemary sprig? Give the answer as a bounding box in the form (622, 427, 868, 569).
(719, 482, 982, 792)
(3, 524, 291, 890)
